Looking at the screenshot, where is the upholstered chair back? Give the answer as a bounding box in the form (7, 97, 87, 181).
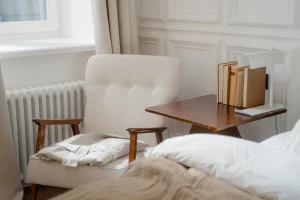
(82, 55, 181, 145)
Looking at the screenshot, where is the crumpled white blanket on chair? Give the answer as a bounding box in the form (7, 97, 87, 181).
(36, 133, 149, 167)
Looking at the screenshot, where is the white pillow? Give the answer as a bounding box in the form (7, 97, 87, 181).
(281, 119, 300, 153)
(261, 132, 290, 148)
(145, 134, 300, 200)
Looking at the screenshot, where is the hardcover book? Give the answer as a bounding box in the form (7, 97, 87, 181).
(243, 67, 266, 108)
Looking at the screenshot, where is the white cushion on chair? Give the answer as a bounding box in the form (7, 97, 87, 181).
(26, 133, 144, 188)
(27, 153, 143, 188)
(82, 55, 181, 145)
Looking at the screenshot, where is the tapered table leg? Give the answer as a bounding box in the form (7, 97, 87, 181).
(189, 125, 241, 138)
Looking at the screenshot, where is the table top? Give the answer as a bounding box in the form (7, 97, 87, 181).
(146, 94, 287, 132)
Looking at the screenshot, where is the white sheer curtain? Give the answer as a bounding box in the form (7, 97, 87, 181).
(0, 0, 47, 22)
(91, 0, 139, 54)
(0, 65, 23, 200)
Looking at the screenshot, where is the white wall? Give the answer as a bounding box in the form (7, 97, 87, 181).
(1, 51, 94, 90)
(138, 0, 300, 141)
(59, 0, 94, 39)
(0, 0, 95, 89)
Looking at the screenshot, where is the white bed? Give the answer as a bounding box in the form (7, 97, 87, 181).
(145, 133, 300, 200)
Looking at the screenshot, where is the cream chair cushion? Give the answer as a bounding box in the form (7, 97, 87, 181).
(82, 55, 181, 145)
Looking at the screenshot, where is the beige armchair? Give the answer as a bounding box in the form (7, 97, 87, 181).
(26, 55, 181, 200)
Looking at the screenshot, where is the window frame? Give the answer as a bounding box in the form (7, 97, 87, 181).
(0, 0, 59, 35)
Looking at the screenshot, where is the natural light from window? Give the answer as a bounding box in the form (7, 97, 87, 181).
(0, 0, 58, 35)
(0, 0, 47, 23)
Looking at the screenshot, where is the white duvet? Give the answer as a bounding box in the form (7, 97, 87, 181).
(145, 134, 300, 200)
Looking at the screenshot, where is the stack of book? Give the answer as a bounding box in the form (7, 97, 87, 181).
(217, 61, 266, 108)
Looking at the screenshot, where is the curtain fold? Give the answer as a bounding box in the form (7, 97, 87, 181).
(0, 64, 23, 200)
(91, 0, 139, 54)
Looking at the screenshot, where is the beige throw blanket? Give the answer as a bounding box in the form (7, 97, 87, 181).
(52, 157, 262, 200)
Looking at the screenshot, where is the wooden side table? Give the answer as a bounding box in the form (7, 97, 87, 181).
(146, 94, 287, 138)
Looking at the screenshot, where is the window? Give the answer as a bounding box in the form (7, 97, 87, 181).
(0, 0, 58, 34)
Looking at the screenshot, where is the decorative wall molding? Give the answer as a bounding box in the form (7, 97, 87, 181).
(168, 0, 221, 23)
(169, 40, 216, 52)
(139, 37, 160, 55)
(138, 0, 300, 138)
(139, 0, 164, 21)
(168, 39, 221, 65)
(168, 39, 221, 99)
(227, 45, 289, 62)
(228, 0, 296, 27)
(227, 46, 266, 61)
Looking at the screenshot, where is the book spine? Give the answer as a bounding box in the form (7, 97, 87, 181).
(229, 66, 238, 106)
(243, 68, 249, 108)
(222, 65, 231, 104)
(235, 71, 244, 107)
(218, 64, 223, 103)
(217, 61, 241, 105)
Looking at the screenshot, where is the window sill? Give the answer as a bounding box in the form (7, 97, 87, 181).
(0, 38, 95, 60)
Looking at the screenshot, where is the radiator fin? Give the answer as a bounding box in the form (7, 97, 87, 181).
(6, 81, 85, 180)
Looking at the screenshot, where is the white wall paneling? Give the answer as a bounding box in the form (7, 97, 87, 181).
(167, 32, 221, 99)
(285, 48, 300, 131)
(226, 46, 265, 61)
(138, 28, 166, 56)
(139, 37, 160, 56)
(168, 40, 217, 98)
(139, 0, 164, 21)
(138, 0, 300, 141)
(228, 0, 296, 27)
(168, 0, 221, 23)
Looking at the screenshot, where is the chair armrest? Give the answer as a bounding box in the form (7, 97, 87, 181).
(127, 127, 167, 134)
(33, 118, 82, 125)
(127, 127, 167, 163)
(32, 118, 82, 153)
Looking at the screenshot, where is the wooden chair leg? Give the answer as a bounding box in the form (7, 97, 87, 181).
(129, 134, 137, 163)
(30, 184, 38, 200)
(71, 124, 80, 135)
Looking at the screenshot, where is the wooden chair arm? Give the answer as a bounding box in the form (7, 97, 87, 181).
(127, 127, 167, 134)
(33, 118, 82, 125)
(127, 127, 167, 163)
(33, 119, 82, 153)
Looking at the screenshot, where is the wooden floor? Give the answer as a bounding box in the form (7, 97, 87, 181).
(23, 186, 69, 200)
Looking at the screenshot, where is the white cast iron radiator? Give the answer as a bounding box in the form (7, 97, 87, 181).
(6, 81, 85, 180)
